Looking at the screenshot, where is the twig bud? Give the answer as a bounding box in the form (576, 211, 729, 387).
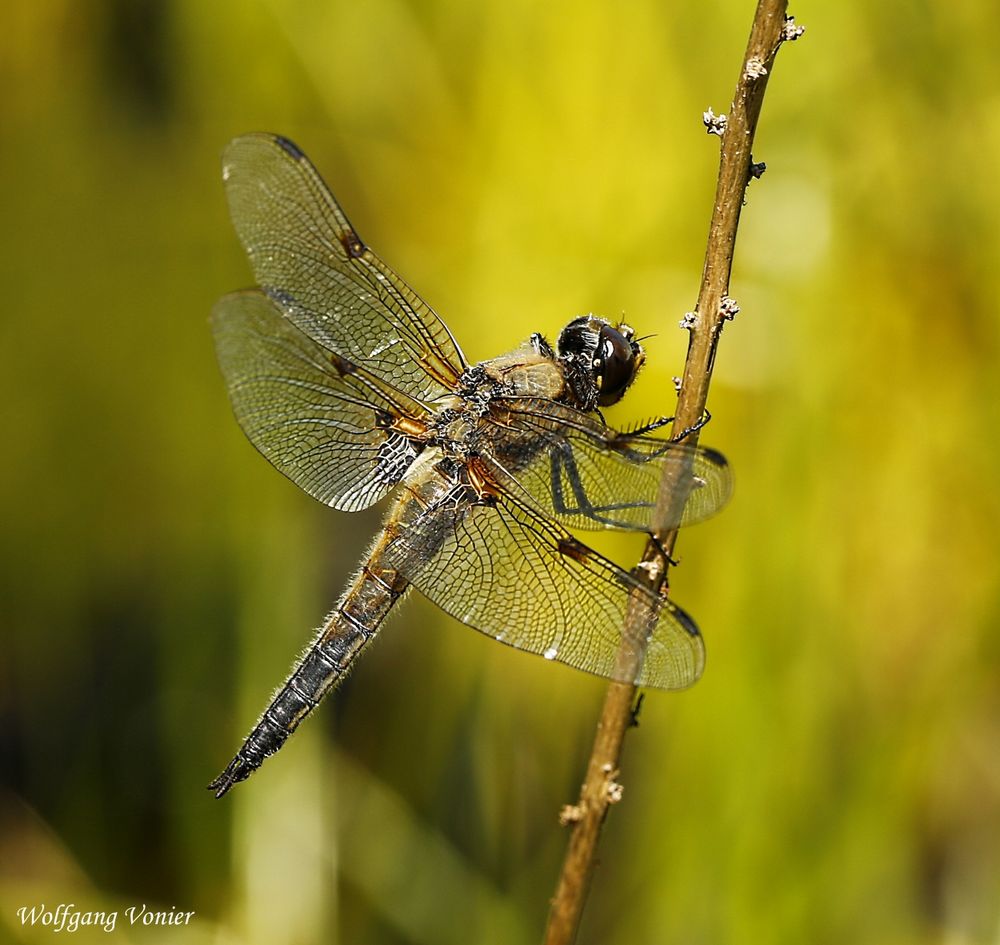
(782, 15, 806, 41)
(559, 804, 584, 826)
(702, 108, 728, 136)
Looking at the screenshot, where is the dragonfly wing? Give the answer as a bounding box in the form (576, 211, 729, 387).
(212, 289, 424, 512)
(481, 399, 732, 532)
(398, 479, 704, 690)
(221, 133, 467, 405)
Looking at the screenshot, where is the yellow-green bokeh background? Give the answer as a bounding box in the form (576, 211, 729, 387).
(2, 2, 999, 943)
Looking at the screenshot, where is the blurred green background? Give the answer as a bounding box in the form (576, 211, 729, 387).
(2, 1, 999, 943)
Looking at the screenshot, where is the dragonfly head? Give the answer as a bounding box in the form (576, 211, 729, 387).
(556, 315, 646, 410)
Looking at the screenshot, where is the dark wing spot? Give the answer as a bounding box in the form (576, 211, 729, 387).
(557, 536, 590, 564)
(274, 135, 306, 160)
(373, 409, 395, 429)
(340, 229, 368, 259)
(264, 286, 296, 309)
(329, 352, 357, 377)
(665, 599, 702, 639)
(701, 446, 728, 469)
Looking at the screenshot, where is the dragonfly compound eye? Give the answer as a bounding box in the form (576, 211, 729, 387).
(594, 324, 640, 406)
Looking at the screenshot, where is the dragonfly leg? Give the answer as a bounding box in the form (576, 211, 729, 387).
(669, 408, 712, 443)
(628, 415, 674, 436)
(549, 445, 652, 529)
(644, 529, 680, 566)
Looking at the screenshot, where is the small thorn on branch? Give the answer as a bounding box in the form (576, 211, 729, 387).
(782, 14, 806, 42)
(702, 108, 727, 136)
(629, 693, 645, 728)
(750, 160, 767, 179)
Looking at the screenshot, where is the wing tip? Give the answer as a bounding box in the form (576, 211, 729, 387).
(221, 132, 306, 173)
(273, 134, 306, 161)
(701, 445, 728, 469)
(210, 288, 271, 332)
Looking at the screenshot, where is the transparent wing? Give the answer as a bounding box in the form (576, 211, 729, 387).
(221, 133, 467, 405)
(212, 290, 425, 512)
(480, 399, 732, 532)
(399, 481, 704, 689)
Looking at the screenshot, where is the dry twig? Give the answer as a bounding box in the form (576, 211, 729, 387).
(543, 3, 802, 942)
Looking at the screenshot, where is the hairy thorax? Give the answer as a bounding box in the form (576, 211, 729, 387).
(429, 344, 571, 460)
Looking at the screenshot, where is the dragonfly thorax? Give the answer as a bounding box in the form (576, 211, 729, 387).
(430, 404, 480, 457)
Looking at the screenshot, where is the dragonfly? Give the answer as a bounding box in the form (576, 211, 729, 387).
(209, 133, 732, 797)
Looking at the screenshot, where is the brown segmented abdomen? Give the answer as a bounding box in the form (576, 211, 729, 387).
(209, 461, 466, 797)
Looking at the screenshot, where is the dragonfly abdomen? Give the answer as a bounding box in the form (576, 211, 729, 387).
(209, 556, 408, 798)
